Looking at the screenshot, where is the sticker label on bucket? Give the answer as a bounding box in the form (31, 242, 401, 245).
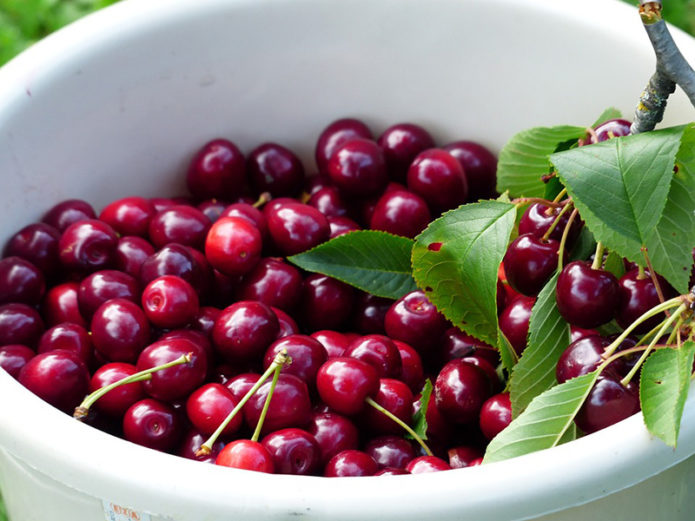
(102, 500, 152, 521)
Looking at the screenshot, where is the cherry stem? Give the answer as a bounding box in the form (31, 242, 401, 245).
(253, 192, 271, 208)
(541, 201, 573, 242)
(637, 264, 647, 280)
(511, 197, 561, 208)
(73, 353, 192, 421)
(364, 396, 433, 457)
(641, 247, 667, 306)
(603, 296, 684, 358)
(196, 350, 290, 456)
(620, 302, 688, 386)
(557, 208, 579, 272)
(591, 242, 605, 270)
(250, 364, 282, 442)
(551, 188, 568, 205)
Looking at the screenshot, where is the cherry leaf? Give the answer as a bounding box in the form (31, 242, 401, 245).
(287, 231, 416, 300)
(603, 250, 626, 279)
(640, 341, 695, 448)
(410, 379, 433, 441)
(411, 201, 516, 348)
(591, 107, 622, 127)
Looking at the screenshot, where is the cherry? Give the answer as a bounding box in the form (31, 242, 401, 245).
(351, 293, 392, 335)
(570, 326, 600, 343)
(588, 118, 631, 144)
(243, 373, 312, 435)
(360, 378, 414, 435)
(0, 256, 45, 306)
(307, 186, 350, 218)
(263, 334, 327, 386)
(393, 340, 424, 393)
(413, 391, 453, 452)
(502, 234, 561, 296)
(197, 199, 228, 223)
(616, 268, 676, 333)
(37, 322, 93, 365)
(344, 334, 402, 379)
(99, 196, 155, 238)
(327, 138, 388, 197)
(18, 350, 89, 413)
(248, 143, 305, 197)
(479, 392, 512, 440)
(193, 306, 221, 338)
(364, 435, 416, 470)
(405, 456, 451, 473)
(271, 307, 300, 339)
(159, 329, 214, 363)
(439, 328, 500, 368)
(327, 216, 361, 238)
(434, 359, 492, 424)
(41, 281, 86, 327)
(220, 202, 268, 239)
(186, 383, 242, 436)
(300, 274, 355, 332)
(447, 446, 483, 469)
(370, 190, 431, 239)
(141, 275, 199, 329)
(186, 138, 246, 200)
(178, 428, 225, 463)
(556, 335, 610, 384)
(406, 149, 467, 213)
(575, 374, 640, 434)
(0, 344, 35, 378)
(378, 123, 436, 182)
(123, 398, 182, 452)
(556, 261, 620, 328)
(443, 141, 498, 201)
(235, 258, 302, 312)
(89, 362, 145, 417)
(374, 468, 410, 475)
(148, 205, 211, 250)
(212, 300, 279, 362)
(518, 202, 581, 244)
(42, 199, 96, 232)
(90, 298, 150, 363)
(3, 222, 61, 277)
(225, 372, 261, 402)
(215, 440, 275, 473)
(115, 236, 155, 278)
(460, 355, 501, 392)
(307, 411, 359, 464)
(315, 118, 373, 175)
(498, 296, 535, 355)
(139, 243, 206, 296)
(78, 269, 140, 319)
(265, 202, 330, 255)
(58, 219, 118, 273)
(310, 330, 351, 358)
(324, 450, 378, 477)
(316, 357, 379, 415)
(261, 428, 322, 475)
(0, 303, 45, 347)
(384, 290, 447, 356)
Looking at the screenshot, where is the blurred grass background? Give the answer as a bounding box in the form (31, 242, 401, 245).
(0, 0, 693, 520)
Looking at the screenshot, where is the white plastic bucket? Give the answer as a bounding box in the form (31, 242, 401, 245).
(1, 1, 694, 520)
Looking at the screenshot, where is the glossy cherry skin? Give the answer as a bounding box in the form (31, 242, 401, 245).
(78, 269, 140, 319)
(263, 334, 327, 386)
(439, 328, 500, 368)
(141, 275, 199, 329)
(498, 296, 535, 356)
(443, 140, 498, 201)
(37, 322, 93, 365)
(178, 428, 225, 464)
(434, 359, 492, 424)
(361, 378, 414, 435)
(570, 326, 600, 343)
(3, 222, 61, 277)
(243, 373, 312, 435)
(248, 143, 305, 197)
(479, 392, 512, 440)
(412, 392, 453, 453)
(212, 300, 279, 362)
(90, 298, 150, 363)
(18, 350, 89, 413)
(384, 290, 447, 356)
(588, 118, 631, 144)
(556, 261, 620, 328)
(316, 357, 380, 415)
(115, 236, 156, 278)
(0, 256, 45, 306)
(139, 243, 206, 296)
(136, 337, 208, 402)
(271, 307, 300, 339)
(575, 374, 640, 434)
(300, 274, 355, 332)
(123, 398, 182, 452)
(324, 450, 379, 477)
(99, 196, 155, 238)
(0, 303, 45, 347)
(235, 258, 302, 312)
(225, 372, 261, 402)
(405, 456, 451, 473)
(311, 330, 351, 358)
(148, 205, 211, 250)
(261, 428, 322, 475)
(307, 411, 359, 464)
(42, 199, 96, 232)
(556, 335, 610, 384)
(216, 440, 275, 473)
(393, 340, 424, 393)
(447, 446, 483, 469)
(327, 138, 388, 197)
(616, 268, 676, 333)
(58, 219, 118, 273)
(89, 362, 145, 417)
(503, 234, 561, 296)
(407, 149, 467, 213)
(518, 202, 581, 244)
(307, 186, 350, 218)
(186, 138, 246, 200)
(220, 202, 268, 240)
(377, 123, 436, 182)
(0, 344, 34, 378)
(364, 435, 416, 470)
(351, 293, 392, 335)
(42, 281, 86, 327)
(266, 202, 330, 255)
(205, 216, 263, 277)
(185, 383, 242, 436)
(315, 118, 373, 175)
(370, 190, 431, 239)
(197, 199, 229, 223)
(344, 334, 402, 379)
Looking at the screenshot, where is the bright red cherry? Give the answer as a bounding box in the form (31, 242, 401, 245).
(263, 334, 327, 386)
(448, 446, 483, 469)
(37, 322, 93, 365)
(115, 236, 156, 278)
(89, 362, 145, 417)
(360, 378, 414, 435)
(141, 275, 199, 329)
(518, 202, 581, 244)
(186, 383, 242, 436)
(78, 269, 140, 319)
(212, 301, 279, 362)
(99, 196, 155, 238)
(261, 428, 322, 475)
(58, 219, 118, 273)
(384, 290, 447, 356)
(243, 373, 312, 435)
(307, 411, 359, 465)
(344, 334, 402, 379)
(204, 214, 264, 278)
(235, 258, 302, 312)
(316, 357, 379, 415)
(265, 202, 330, 255)
(123, 398, 182, 452)
(42, 199, 96, 232)
(41, 281, 86, 327)
(90, 298, 150, 363)
(405, 456, 451, 473)
(216, 440, 275, 473)
(364, 435, 416, 470)
(324, 450, 378, 477)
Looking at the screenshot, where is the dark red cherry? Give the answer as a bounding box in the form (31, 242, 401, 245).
(413, 390, 453, 452)
(235, 258, 302, 312)
(311, 330, 350, 358)
(78, 269, 140, 319)
(266, 202, 330, 255)
(324, 450, 378, 477)
(360, 378, 414, 435)
(556, 261, 620, 328)
(503, 234, 561, 296)
(393, 340, 424, 393)
(0, 256, 45, 306)
(327, 216, 361, 238)
(479, 392, 512, 441)
(364, 435, 416, 469)
(186, 383, 242, 435)
(439, 328, 500, 367)
(139, 243, 206, 295)
(193, 306, 220, 338)
(556, 335, 610, 384)
(351, 293, 392, 335)
(307, 411, 359, 464)
(518, 202, 581, 244)
(261, 428, 322, 475)
(434, 359, 492, 424)
(378, 123, 436, 182)
(42, 199, 96, 232)
(115, 236, 155, 278)
(197, 199, 229, 223)
(384, 290, 447, 356)
(300, 274, 355, 332)
(370, 190, 431, 239)
(0, 303, 44, 347)
(3, 222, 61, 277)
(18, 350, 89, 413)
(498, 296, 535, 356)
(58, 219, 118, 273)
(220, 202, 268, 239)
(141, 275, 199, 329)
(570, 326, 600, 343)
(588, 118, 632, 144)
(316, 357, 379, 415)
(448, 446, 483, 469)
(307, 186, 350, 218)
(243, 373, 312, 435)
(327, 138, 388, 197)
(271, 307, 300, 339)
(178, 428, 225, 463)
(443, 141, 498, 201)
(0, 344, 35, 378)
(89, 362, 145, 417)
(405, 456, 451, 473)
(248, 143, 305, 197)
(212, 300, 279, 362)
(406, 149, 467, 213)
(90, 298, 150, 363)
(344, 334, 402, 379)
(263, 334, 327, 386)
(99, 197, 155, 238)
(186, 138, 246, 200)
(315, 118, 373, 175)
(42, 281, 86, 327)
(148, 205, 211, 250)
(616, 268, 676, 333)
(575, 374, 640, 434)
(216, 439, 275, 473)
(123, 398, 182, 452)
(37, 322, 93, 365)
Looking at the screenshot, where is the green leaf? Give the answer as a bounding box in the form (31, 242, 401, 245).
(509, 272, 571, 416)
(569, 226, 597, 262)
(640, 341, 695, 447)
(497, 327, 519, 375)
(483, 371, 600, 463)
(288, 231, 416, 300)
(603, 250, 626, 279)
(497, 125, 586, 198)
(644, 126, 695, 293)
(551, 125, 688, 272)
(410, 379, 433, 440)
(591, 107, 622, 127)
(411, 201, 516, 347)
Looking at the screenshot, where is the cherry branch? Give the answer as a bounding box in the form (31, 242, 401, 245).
(630, 0, 695, 134)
